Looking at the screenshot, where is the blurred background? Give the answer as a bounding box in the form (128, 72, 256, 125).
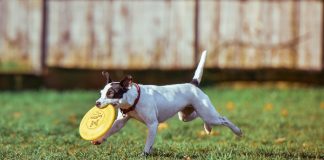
(0, 0, 323, 89)
(0, 1, 323, 159)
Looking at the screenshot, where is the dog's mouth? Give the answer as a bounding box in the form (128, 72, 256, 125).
(110, 102, 119, 106)
(95, 102, 118, 108)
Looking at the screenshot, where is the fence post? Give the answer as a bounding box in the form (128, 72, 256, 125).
(291, 1, 300, 68)
(194, 0, 200, 66)
(41, 0, 48, 74)
(322, 0, 324, 71)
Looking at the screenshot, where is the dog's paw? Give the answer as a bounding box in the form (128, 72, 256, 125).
(91, 141, 101, 145)
(204, 123, 212, 134)
(91, 138, 105, 145)
(236, 128, 243, 137)
(141, 152, 150, 157)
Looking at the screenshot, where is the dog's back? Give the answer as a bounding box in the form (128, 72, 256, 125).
(138, 51, 208, 122)
(140, 83, 204, 122)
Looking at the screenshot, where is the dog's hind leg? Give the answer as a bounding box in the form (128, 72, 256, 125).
(201, 114, 242, 136)
(193, 96, 242, 137)
(209, 116, 242, 137)
(178, 107, 198, 122)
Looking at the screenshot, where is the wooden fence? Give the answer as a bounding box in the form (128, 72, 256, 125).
(0, 0, 323, 73)
(0, 0, 42, 73)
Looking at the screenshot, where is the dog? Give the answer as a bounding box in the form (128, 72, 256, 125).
(92, 51, 242, 155)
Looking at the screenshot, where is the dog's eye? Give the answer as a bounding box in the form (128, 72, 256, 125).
(106, 91, 114, 97)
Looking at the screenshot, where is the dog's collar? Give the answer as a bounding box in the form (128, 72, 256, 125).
(121, 83, 141, 115)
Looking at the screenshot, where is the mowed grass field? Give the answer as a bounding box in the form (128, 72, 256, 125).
(0, 85, 323, 159)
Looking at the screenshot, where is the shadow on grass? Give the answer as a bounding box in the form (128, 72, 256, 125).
(149, 148, 322, 159)
(150, 149, 200, 159)
(242, 150, 321, 159)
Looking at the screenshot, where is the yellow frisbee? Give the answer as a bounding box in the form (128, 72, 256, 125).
(79, 105, 117, 141)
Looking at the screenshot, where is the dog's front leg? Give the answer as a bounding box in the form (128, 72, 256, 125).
(91, 115, 130, 145)
(143, 121, 158, 155)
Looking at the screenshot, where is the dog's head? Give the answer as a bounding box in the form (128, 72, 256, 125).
(95, 71, 133, 108)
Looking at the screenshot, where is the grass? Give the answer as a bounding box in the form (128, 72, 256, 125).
(0, 85, 323, 159)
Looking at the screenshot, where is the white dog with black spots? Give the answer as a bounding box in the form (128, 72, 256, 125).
(93, 51, 242, 156)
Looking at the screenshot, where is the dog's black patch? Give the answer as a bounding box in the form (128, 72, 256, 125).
(191, 79, 199, 87)
(105, 75, 133, 99)
(106, 83, 128, 99)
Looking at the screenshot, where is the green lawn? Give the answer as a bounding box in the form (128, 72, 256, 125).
(0, 86, 323, 159)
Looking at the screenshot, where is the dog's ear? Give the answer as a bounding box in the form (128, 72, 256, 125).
(102, 71, 112, 83)
(120, 75, 133, 89)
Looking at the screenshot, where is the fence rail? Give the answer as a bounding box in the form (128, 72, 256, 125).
(0, 0, 323, 74)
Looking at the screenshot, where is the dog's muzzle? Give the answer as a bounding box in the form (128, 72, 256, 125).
(95, 101, 118, 108)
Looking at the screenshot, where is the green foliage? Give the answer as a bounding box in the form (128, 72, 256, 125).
(0, 87, 323, 159)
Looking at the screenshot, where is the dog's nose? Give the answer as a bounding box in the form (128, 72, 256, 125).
(95, 102, 101, 107)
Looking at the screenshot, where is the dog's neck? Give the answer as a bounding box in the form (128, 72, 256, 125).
(117, 83, 140, 110)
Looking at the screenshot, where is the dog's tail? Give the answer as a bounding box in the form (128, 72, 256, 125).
(191, 50, 207, 87)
